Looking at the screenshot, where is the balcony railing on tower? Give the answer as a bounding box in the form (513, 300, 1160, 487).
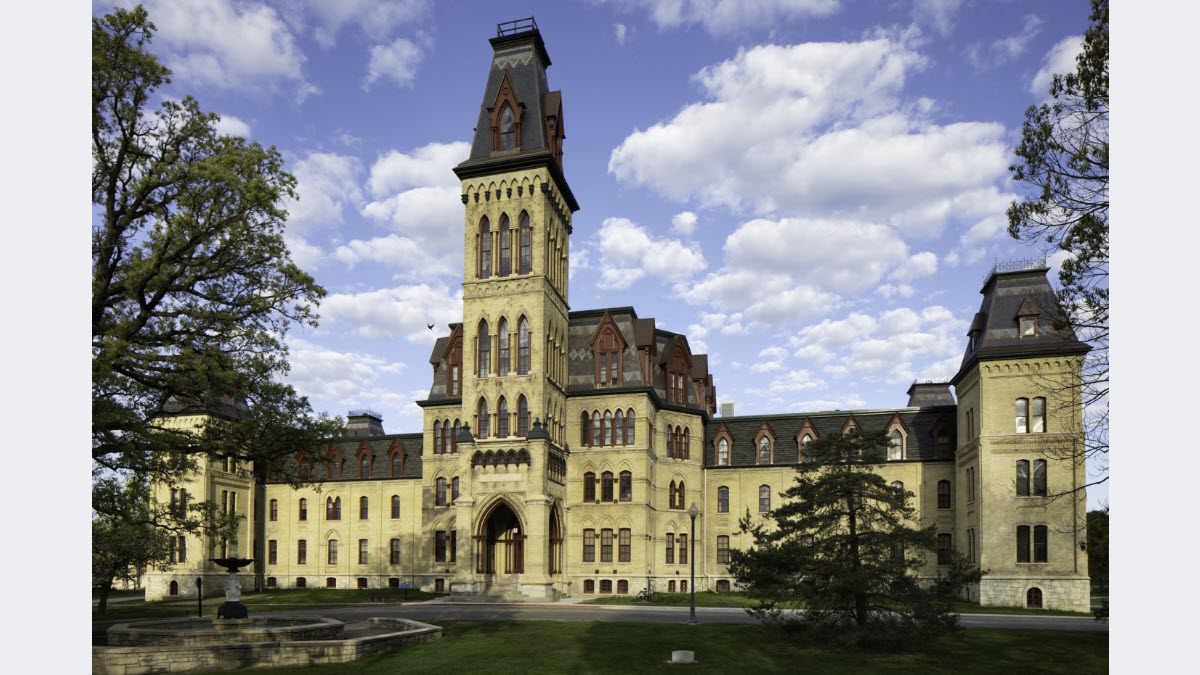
(497, 17, 538, 37)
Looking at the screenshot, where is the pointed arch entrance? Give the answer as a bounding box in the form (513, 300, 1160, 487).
(475, 498, 525, 575)
(548, 500, 564, 575)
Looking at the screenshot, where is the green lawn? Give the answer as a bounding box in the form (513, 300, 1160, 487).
(207, 620, 1108, 674)
(583, 592, 1091, 617)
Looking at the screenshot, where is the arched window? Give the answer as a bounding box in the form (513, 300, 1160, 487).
(499, 105, 515, 150)
(169, 580, 179, 596)
(434, 421, 442, 454)
(891, 480, 904, 494)
(436, 478, 447, 506)
(584, 472, 596, 502)
(604, 410, 613, 446)
(391, 452, 403, 477)
(717, 438, 730, 466)
(754, 437, 767, 464)
(478, 320, 490, 377)
(627, 409, 635, 444)
(889, 430, 904, 461)
(668, 480, 677, 509)
(937, 480, 951, 509)
(1032, 459, 1047, 496)
(800, 434, 814, 463)
(759, 485, 771, 513)
(478, 398, 490, 438)
(1031, 397, 1046, 433)
(479, 217, 492, 278)
(601, 471, 614, 502)
(678, 481, 686, 509)
(518, 317, 530, 374)
(359, 496, 368, 520)
(498, 318, 510, 374)
(452, 477, 460, 503)
(519, 212, 531, 274)
(326, 496, 341, 520)
(592, 411, 601, 446)
(360, 455, 371, 478)
(269, 499, 278, 522)
(614, 410, 624, 445)
(499, 214, 512, 276)
(717, 486, 729, 513)
(581, 411, 591, 446)
(518, 395, 529, 436)
(497, 397, 509, 437)
(391, 495, 401, 519)
(667, 426, 675, 458)
(680, 428, 688, 459)
(1015, 397, 1029, 433)
(619, 471, 632, 501)
(1027, 587, 1043, 608)
(1016, 460, 1030, 496)
(452, 419, 460, 452)
(328, 540, 338, 565)
(298, 498, 307, 521)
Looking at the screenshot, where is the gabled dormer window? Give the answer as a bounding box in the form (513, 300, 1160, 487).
(592, 314, 625, 386)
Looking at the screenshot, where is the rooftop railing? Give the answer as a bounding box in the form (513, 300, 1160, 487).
(983, 257, 1047, 284)
(497, 17, 538, 37)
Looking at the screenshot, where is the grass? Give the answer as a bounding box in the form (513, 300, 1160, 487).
(205, 620, 1108, 674)
(92, 588, 145, 600)
(582, 592, 1092, 617)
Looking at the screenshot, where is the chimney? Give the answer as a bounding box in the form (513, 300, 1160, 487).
(719, 401, 735, 417)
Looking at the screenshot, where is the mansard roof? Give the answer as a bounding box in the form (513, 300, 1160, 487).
(952, 263, 1090, 384)
(453, 26, 577, 211)
(703, 407, 956, 467)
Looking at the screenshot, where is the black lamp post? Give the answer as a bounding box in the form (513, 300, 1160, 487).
(688, 501, 699, 624)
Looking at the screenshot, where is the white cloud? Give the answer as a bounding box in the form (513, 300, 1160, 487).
(890, 251, 938, 282)
(119, 0, 308, 93)
(602, 0, 840, 35)
(353, 142, 471, 276)
(570, 248, 592, 270)
(752, 346, 789, 373)
(214, 113, 251, 137)
(593, 217, 707, 290)
(791, 394, 866, 411)
(766, 369, 824, 394)
(965, 14, 1042, 70)
(322, 284, 463, 343)
(671, 211, 697, 236)
(365, 37, 424, 89)
(788, 305, 968, 384)
(281, 152, 363, 235)
(1030, 35, 1083, 98)
(286, 336, 406, 401)
(679, 216, 917, 325)
(614, 22, 629, 45)
(302, 0, 428, 47)
(912, 0, 962, 37)
(284, 235, 324, 271)
(609, 39, 1011, 239)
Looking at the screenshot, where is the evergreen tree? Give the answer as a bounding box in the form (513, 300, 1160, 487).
(730, 430, 980, 649)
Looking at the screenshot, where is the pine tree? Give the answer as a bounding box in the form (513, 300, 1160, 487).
(730, 430, 980, 649)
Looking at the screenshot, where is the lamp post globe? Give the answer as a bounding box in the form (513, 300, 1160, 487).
(688, 502, 699, 624)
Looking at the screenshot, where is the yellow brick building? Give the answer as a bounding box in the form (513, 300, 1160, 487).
(146, 23, 1090, 612)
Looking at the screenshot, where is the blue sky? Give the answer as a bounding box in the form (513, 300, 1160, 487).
(92, 0, 1100, 500)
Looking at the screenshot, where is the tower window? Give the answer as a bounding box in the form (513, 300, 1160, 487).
(478, 320, 490, 378)
(499, 214, 512, 276)
(479, 217, 491, 279)
(498, 318, 510, 374)
(1020, 317, 1037, 337)
(519, 212, 531, 274)
(518, 317, 530, 375)
(499, 105, 515, 150)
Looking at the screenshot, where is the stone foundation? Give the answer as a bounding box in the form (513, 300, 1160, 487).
(980, 576, 1091, 613)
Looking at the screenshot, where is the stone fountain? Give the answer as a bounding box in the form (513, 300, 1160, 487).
(210, 557, 253, 619)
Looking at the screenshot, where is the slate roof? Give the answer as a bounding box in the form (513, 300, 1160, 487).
(162, 394, 249, 421)
(952, 265, 1090, 383)
(452, 28, 578, 211)
(704, 407, 956, 468)
(906, 382, 956, 407)
(268, 433, 424, 484)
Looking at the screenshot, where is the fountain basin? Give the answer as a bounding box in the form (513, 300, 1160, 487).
(94, 616, 441, 674)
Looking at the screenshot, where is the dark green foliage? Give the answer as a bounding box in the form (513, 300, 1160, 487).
(730, 430, 981, 650)
(1085, 506, 1108, 621)
(92, 7, 341, 555)
(1008, 0, 1108, 492)
(92, 477, 172, 615)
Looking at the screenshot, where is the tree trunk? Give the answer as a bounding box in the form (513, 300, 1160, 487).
(847, 489, 867, 627)
(97, 577, 114, 616)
